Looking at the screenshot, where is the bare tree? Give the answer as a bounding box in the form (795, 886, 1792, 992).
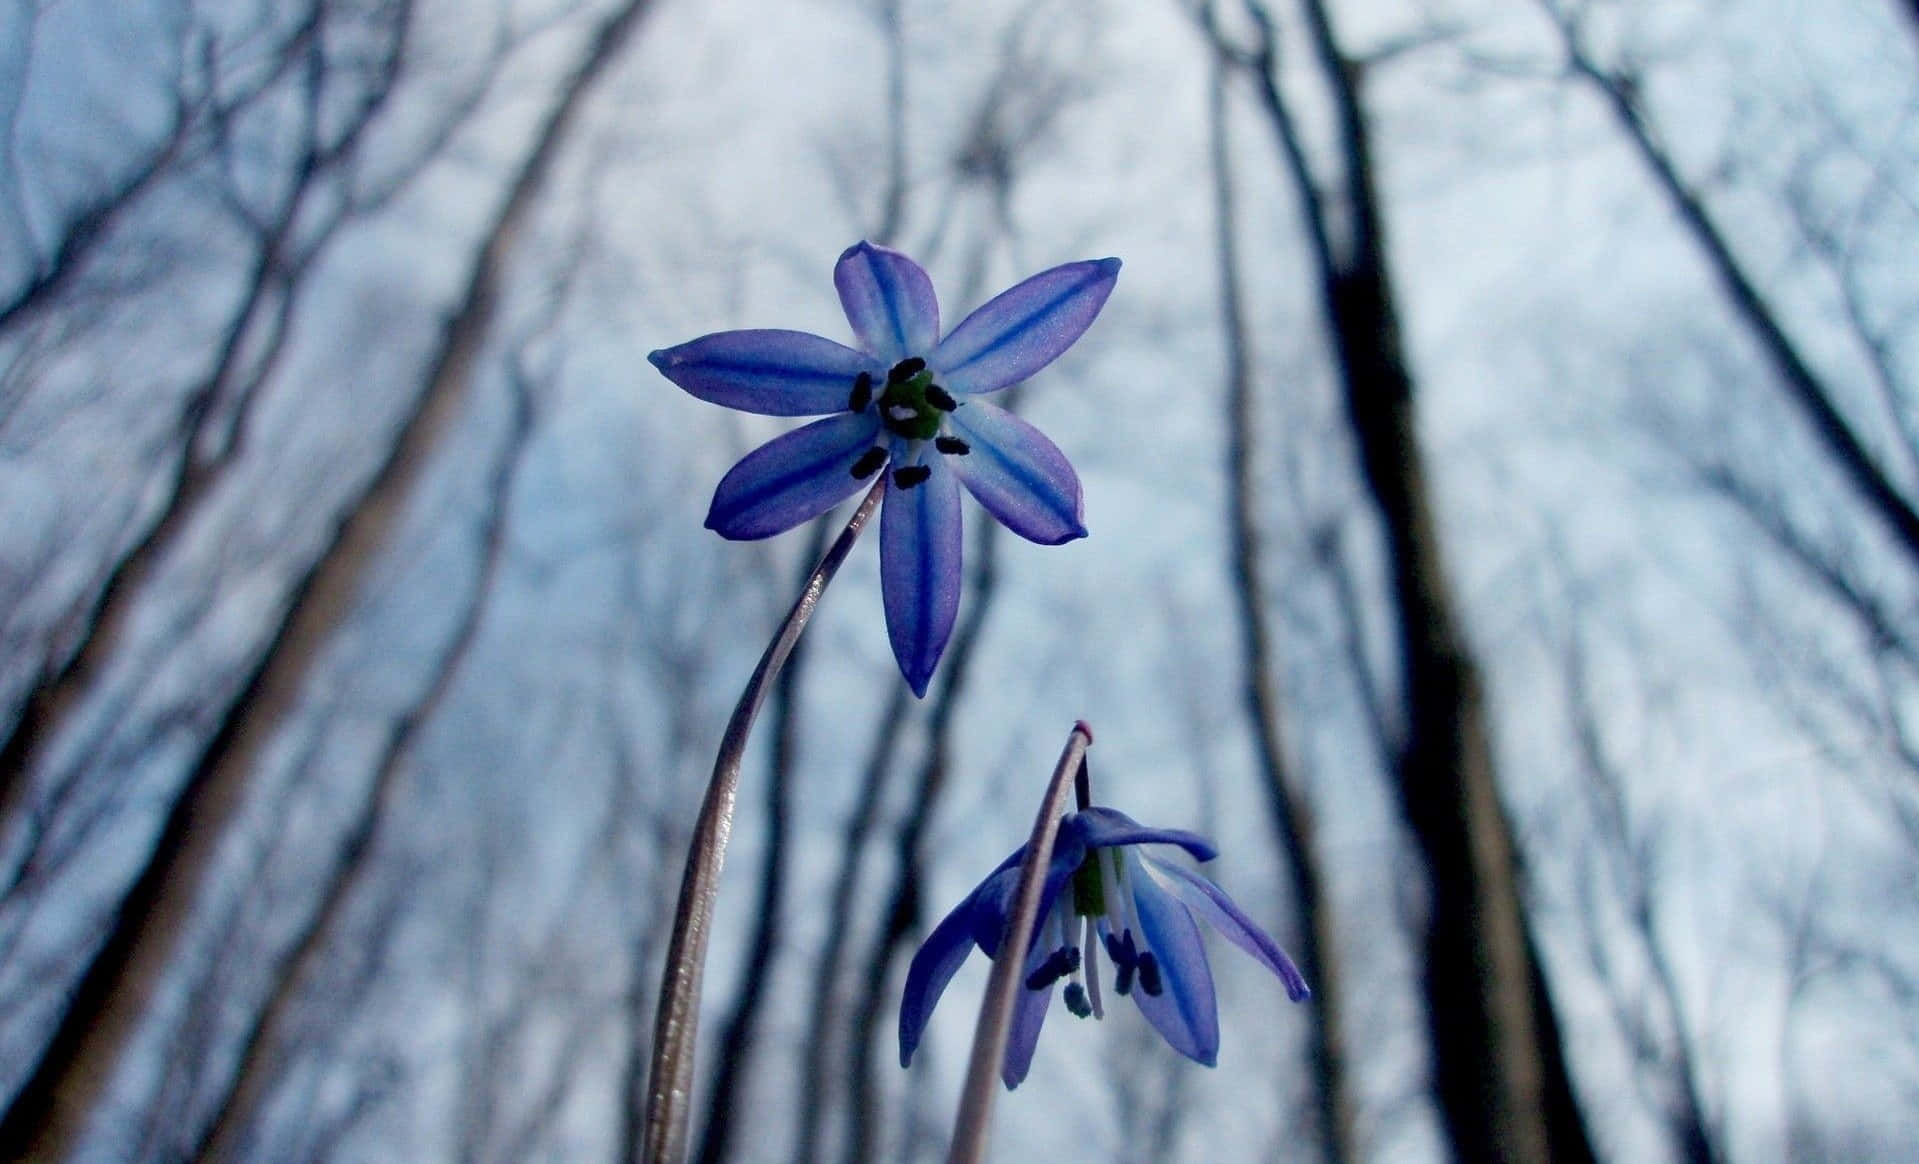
(0, 0, 658, 1152)
(0, 0, 429, 817)
(1205, 26, 1354, 1163)
(1207, 1, 1596, 1159)
(1536, 0, 1919, 567)
(1540, 555, 1724, 1164)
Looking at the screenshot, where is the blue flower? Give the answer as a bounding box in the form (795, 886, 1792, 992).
(899, 806, 1311, 1088)
(649, 242, 1120, 696)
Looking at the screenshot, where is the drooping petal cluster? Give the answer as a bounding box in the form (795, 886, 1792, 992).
(898, 807, 1311, 1088)
(650, 242, 1120, 696)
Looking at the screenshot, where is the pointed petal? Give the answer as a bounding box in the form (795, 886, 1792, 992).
(1001, 943, 1056, 1089)
(880, 454, 962, 696)
(966, 864, 1026, 956)
(835, 242, 940, 364)
(1150, 857, 1310, 1002)
(932, 258, 1120, 395)
(900, 893, 987, 1068)
(650, 330, 873, 415)
(970, 823, 1089, 962)
(706, 413, 881, 539)
(1071, 807, 1218, 863)
(944, 400, 1086, 545)
(1128, 853, 1220, 1066)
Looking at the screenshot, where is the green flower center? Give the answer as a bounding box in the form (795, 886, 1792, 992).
(871, 358, 952, 442)
(1071, 851, 1106, 917)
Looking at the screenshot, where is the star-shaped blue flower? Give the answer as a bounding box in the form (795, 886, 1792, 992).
(899, 806, 1311, 1088)
(649, 242, 1120, 696)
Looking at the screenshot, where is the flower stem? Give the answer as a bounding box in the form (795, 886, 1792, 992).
(642, 479, 886, 1164)
(945, 720, 1094, 1164)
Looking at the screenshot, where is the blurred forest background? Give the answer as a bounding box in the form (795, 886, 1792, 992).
(1, 0, 1916, 1160)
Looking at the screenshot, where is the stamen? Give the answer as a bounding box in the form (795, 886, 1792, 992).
(935, 436, 970, 456)
(849, 447, 887, 479)
(848, 372, 873, 412)
(1112, 852, 1149, 955)
(888, 357, 926, 383)
(1081, 916, 1105, 1019)
(1138, 951, 1164, 997)
(892, 465, 931, 489)
(1023, 946, 1080, 990)
(926, 384, 958, 411)
(1063, 982, 1093, 1018)
(1105, 930, 1139, 997)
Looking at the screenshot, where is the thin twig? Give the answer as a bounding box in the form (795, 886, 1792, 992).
(642, 479, 886, 1164)
(945, 720, 1093, 1164)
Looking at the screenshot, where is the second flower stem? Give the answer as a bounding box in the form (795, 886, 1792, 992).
(641, 478, 886, 1164)
(945, 720, 1094, 1164)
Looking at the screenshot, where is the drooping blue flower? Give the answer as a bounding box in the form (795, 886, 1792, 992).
(649, 242, 1120, 696)
(898, 806, 1311, 1088)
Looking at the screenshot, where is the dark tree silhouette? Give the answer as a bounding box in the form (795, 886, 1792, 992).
(1205, 28, 1354, 1163)
(1209, 1, 1597, 1159)
(0, 0, 658, 1153)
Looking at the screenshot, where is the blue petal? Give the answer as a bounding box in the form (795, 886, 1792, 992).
(932, 258, 1120, 395)
(1127, 852, 1220, 1066)
(1001, 941, 1056, 1089)
(944, 400, 1086, 545)
(835, 242, 940, 365)
(966, 864, 1025, 955)
(880, 455, 962, 696)
(650, 330, 874, 415)
(706, 413, 882, 539)
(900, 892, 986, 1068)
(1150, 857, 1311, 1002)
(1070, 807, 1219, 863)
(978, 839, 1089, 956)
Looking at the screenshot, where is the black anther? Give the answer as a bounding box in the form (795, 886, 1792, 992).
(926, 384, 958, 411)
(1138, 952, 1163, 997)
(850, 447, 887, 479)
(888, 357, 926, 383)
(1024, 946, 1078, 990)
(892, 465, 931, 489)
(1105, 930, 1140, 996)
(1063, 982, 1093, 1018)
(849, 372, 873, 412)
(935, 436, 970, 456)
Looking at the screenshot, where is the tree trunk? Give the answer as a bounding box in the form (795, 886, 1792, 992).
(1216, 1, 1599, 1158)
(1209, 47, 1356, 1164)
(1297, 0, 1595, 1147)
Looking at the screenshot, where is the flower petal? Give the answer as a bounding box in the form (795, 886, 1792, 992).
(1150, 857, 1310, 1002)
(880, 454, 962, 696)
(966, 864, 1026, 956)
(1128, 853, 1220, 1066)
(944, 400, 1086, 544)
(900, 892, 986, 1068)
(835, 242, 940, 365)
(932, 258, 1120, 395)
(650, 330, 874, 415)
(1002, 942, 1056, 1089)
(706, 413, 881, 539)
(1070, 807, 1218, 863)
